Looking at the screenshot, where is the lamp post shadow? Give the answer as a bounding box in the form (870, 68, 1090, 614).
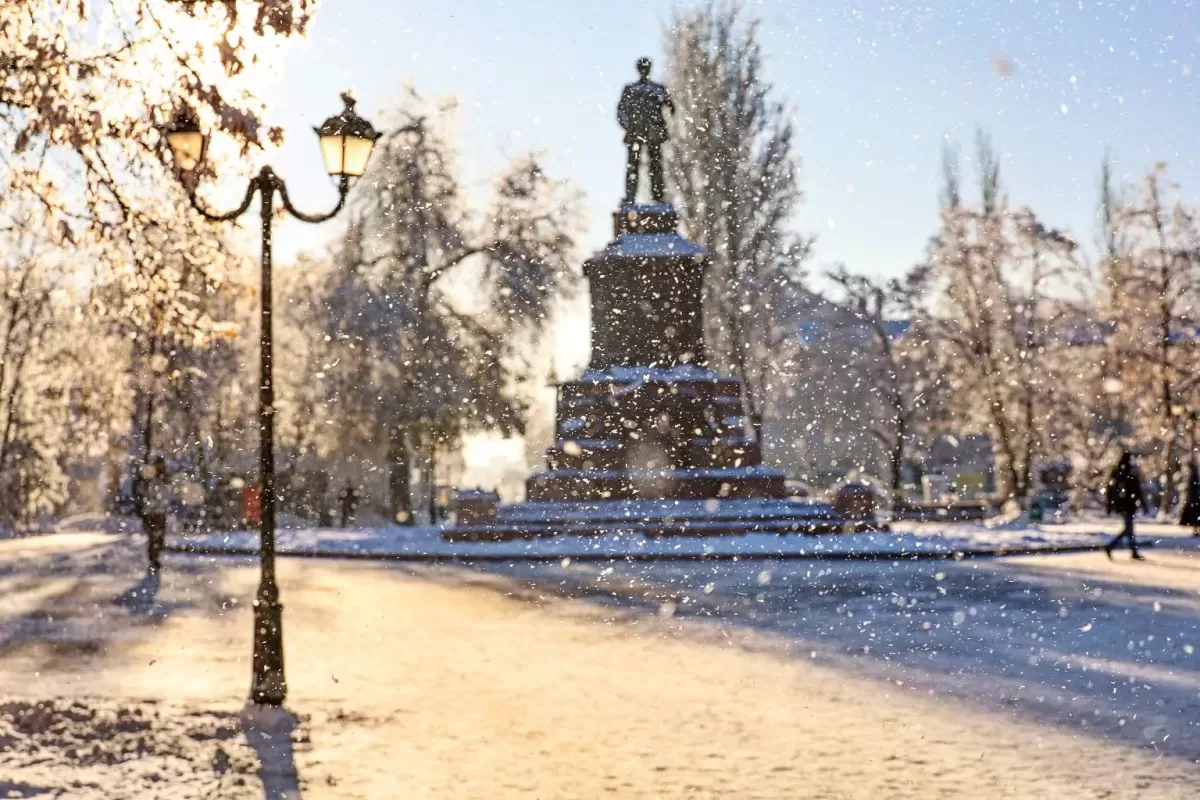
(241, 705, 303, 799)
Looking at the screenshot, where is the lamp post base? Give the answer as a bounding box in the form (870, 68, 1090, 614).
(250, 589, 286, 706)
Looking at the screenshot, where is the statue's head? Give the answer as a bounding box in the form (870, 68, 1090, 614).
(636, 57, 652, 78)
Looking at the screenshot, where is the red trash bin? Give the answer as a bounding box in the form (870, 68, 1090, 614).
(242, 484, 262, 526)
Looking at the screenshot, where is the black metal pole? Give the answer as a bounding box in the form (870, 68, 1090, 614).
(251, 175, 286, 706)
(183, 165, 350, 708)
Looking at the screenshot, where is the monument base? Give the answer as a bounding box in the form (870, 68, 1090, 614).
(440, 185, 843, 541)
(525, 364, 788, 503)
(442, 497, 841, 542)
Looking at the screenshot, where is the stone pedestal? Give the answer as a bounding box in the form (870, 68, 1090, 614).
(525, 202, 787, 503)
(587, 203, 707, 369)
(442, 200, 838, 540)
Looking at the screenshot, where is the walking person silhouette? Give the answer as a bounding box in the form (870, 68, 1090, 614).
(1104, 451, 1147, 560)
(1178, 458, 1200, 536)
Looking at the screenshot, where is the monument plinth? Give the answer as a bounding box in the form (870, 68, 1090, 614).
(525, 199, 782, 503)
(586, 203, 705, 369)
(443, 60, 838, 540)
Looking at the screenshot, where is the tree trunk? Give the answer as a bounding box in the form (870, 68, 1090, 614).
(989, 380, 1026, 506)
(427, 444, 438, 525)
(388, 425, 413, 525)
(1019, 378, 1036, 507)
(1158, 279, 1176, 513)
(1158, 315, 1177, 513)
(890, 415, 906, 503)
(1149, 174, 1179, 515)
(137, 390, 155, 517)
(1161, 428, 1179, 516)
(130, 338, 159, 523)
(726, 298, 763, 444)
(879, 315, 906, 504)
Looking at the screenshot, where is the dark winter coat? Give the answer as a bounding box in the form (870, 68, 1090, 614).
(1180, 461, 1200, 528)
(1105, 455, 1145, 517)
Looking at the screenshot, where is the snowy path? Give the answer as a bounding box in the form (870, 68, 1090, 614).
(1, 531, 1198, 797)
(473, 541, 1200, 762)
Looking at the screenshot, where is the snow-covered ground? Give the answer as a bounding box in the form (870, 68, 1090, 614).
(0, 534, 304, 798)
(167, 515, 1198, 559)
(473, 536, 1200, 763)
(0, 697, 296, 799)
(2, 528, 1199, 797)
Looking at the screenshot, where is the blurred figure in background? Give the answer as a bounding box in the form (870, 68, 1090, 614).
(1104, 451, 1146, 560)
(1178, 458, 1200, 536)
(339, 482, 360, 529)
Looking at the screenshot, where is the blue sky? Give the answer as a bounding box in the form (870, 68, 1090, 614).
(256, 0, 1200, 282)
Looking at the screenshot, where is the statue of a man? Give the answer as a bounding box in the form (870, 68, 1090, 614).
(618, 57, 674, 204)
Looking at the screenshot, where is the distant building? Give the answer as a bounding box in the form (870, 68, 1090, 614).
(925, 434, 996, 498)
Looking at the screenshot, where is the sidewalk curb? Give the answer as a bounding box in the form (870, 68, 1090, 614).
(164, 541, 1115, 563)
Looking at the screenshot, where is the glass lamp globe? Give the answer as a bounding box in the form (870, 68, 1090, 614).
(165, 108, 206, 172)
(315, 92, 381, 179)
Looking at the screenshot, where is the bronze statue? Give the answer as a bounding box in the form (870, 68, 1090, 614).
(618, 57, 674, 204)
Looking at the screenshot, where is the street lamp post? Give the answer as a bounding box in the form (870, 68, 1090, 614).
(164, 93, 379, 706)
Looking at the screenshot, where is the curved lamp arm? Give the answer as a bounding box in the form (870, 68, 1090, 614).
(277, 173, 351, 223)
(185, 172, 261, 222)
(181, 167, 350, 226)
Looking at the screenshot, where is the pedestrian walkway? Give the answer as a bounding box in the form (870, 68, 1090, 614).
(0, 532, 1196, 798)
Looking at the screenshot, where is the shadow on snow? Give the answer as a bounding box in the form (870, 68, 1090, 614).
(442, 551, 1200, 765)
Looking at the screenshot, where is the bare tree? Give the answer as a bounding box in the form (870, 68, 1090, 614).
(924, 134, 1080, 507)
(299, 93, 579, 523)
(1107, 164, 1200, 512)
(1041, 154, 1134, 503)
(83, 206, 248, 524)
(826, 265, 941, 501)
(0, 0, 308, 236)
(0, 205, 126, 528)
(1, 0, 313, 523)
(664, 1, 810, 445)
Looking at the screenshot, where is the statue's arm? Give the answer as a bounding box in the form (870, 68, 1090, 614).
(617, 87, 632, 127)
